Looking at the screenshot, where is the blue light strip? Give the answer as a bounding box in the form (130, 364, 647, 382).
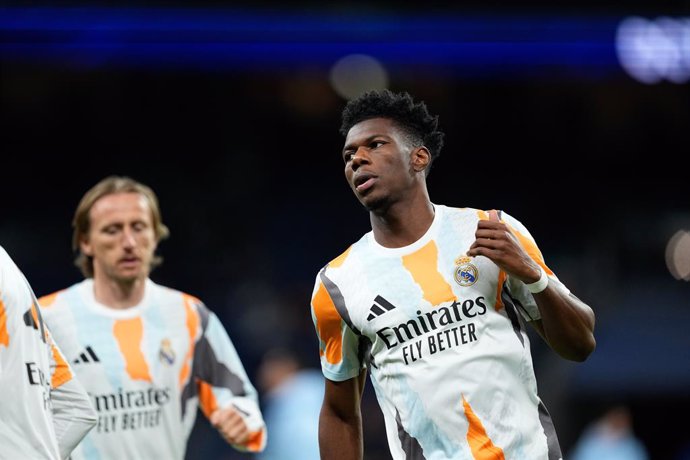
(0, 8, 621, 75)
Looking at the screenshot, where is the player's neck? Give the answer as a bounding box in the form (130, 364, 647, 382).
(91, 275, 147, 309)
(370, 193, 435, 248)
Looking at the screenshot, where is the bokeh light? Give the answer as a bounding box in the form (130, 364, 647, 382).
(666, 230, 690, 281)
(616, 16, 690, 84)
(329, 54, 388, 100)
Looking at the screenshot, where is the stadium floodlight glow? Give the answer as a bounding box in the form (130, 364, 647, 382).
(0, 7, 618, 76)
(665, 230, 690, 281)
(616, 16, 690, 84)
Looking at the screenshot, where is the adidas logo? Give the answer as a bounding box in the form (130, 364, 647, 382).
(367, 295, 397, 321)
(73, 346, 100, 365)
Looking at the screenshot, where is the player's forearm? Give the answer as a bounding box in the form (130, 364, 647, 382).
(51, 378, 97, 459)
(319, 409, 363, 460)
(535, 285, 596, 361)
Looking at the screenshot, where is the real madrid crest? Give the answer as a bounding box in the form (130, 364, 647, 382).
(454, 255, 479, 287)
(159, 338, 176, 365)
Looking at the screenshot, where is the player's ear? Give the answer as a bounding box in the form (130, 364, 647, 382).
(80, 237, 93, 257)
(411, 146, 431, 173)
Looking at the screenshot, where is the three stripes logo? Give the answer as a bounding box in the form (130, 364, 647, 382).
(73, 346, 100, 365)
(367, 295, 397, 321)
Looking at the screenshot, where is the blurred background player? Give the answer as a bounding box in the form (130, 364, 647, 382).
(0, 244, 96, 459)
(569, 405, 650, 460)
(38, 176, 266, 459)
(256, 347, 323, 460)
(311, 90, 596, 459)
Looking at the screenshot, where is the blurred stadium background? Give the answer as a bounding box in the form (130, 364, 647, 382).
(2, 1, 689, 458)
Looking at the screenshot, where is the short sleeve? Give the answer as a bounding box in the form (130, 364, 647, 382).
(310, 268, 363, 382)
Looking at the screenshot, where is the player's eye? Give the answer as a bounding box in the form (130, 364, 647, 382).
(132, 222, 147, 232)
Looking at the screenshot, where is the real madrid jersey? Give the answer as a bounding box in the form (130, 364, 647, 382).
(0, 246, 96, 460)
(39, 278, 266, 460)
(311, 205, 569, 460)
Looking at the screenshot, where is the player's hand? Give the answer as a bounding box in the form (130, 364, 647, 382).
(210, 406, 250, 446)
(467, 210, 541, 283)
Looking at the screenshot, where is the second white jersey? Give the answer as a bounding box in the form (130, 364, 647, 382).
(311, 205, 568, 460)
(40, 278, 266, 460)
(0, 246, 96, 460)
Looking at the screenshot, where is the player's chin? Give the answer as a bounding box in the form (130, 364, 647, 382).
(115, 269, 146, 283)
(360, 194, 389, 213)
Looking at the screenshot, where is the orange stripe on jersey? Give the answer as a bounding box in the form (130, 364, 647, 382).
(312, 281, 343, 365)
(244, 429, 265, 452)
(462, 395, 505, 460)
(179, 294, 200, 386)
(197, 379, 218, 419)
(113, 317, 152, 382)
(0, 299, 9, 347)
(38, 291, 61, 308)
(402, 241, 456, 306)
(329, 246, 352, 268)
(49, 336, 73, 388)
(495, 270, 507, 311)
(506, 224, 554, 276)
(476, 209, 489, 220)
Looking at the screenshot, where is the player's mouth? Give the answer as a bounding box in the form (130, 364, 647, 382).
(118, 256, 141, 268)
(353, 173, 377, 193)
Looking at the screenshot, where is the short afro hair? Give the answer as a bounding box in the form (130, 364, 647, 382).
(340, 90, 444, 172)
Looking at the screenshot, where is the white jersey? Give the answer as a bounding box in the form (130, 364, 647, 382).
(40, 278, 266, 460)
(311, 205, 568, 460)
(0, 246, 96, 460)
